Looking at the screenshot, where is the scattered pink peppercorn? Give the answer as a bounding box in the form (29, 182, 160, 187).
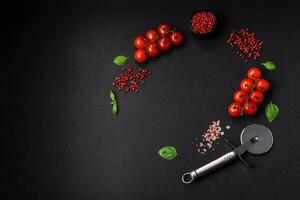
(227, 28, 263, 62)
(112, 64, 151, 94)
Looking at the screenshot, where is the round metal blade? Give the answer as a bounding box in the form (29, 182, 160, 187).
(240, 124, 273, 155)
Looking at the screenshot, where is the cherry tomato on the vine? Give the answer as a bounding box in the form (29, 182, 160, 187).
(146, 29, 158, 41)
(228, 102, 242, 117)
(243, 101, 257, 116)
(134, 49, 148, 63)
(146, 43, 159, 57)
(157, 24, 171, 35)
(169, 31, 184, 45)
(250, 90, 264, 105)
(247, 67, 262, 80)
(157, 37, 171, 51)
(233, 89, 248, 104)
(240, 78, 254, 93)
(134, 36, 147, 49)
(256, 79, 270, 93)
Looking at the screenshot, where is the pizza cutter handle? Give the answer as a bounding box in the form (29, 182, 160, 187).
(182, 151, 237, 184)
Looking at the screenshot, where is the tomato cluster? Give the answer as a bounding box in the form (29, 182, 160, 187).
(133, 24, 184, 63)
(228, 67, 270, 117)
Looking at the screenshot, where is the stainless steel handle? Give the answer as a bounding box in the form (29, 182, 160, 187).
(182, 151, 237, 184)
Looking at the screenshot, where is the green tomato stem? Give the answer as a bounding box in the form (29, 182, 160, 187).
(143, 28, 177, 48)
(241, 79, 257, 116)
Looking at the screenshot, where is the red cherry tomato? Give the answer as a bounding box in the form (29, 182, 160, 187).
(157, 37, 171, 51)
(233, 89, 249, 104)
(247, 67, 262, 80)
(146, 43, 159, 57)
(134, 36, 147, 49)
(134, 49, 148, 63)
(157, 24, 171, 35)
(169, 31, 184, 45)
(250, 90, 264, 105)
(228, 102, 242, 117)
(240, 78, 255, 93)
(256, 79, 270, 93)
(243, 101, 258, 116)
(146, 29, 158, 41)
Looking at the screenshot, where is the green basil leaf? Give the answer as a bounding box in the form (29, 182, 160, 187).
(158, 146, 177, 160)
(109, 90, 116, 101)
(265, 102, 279, 122)
(112, 102, 118, 115)
(262, 61, 276, 71)
(113, 55, 129, 66)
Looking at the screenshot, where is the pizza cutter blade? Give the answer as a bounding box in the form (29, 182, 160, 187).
(240, 124, 273, 154)
(182, 124, 273, 184)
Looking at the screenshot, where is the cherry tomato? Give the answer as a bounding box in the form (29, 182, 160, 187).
(134, 36, 147, 49)
(134, 49, 148, 63)
(146, 43, 159, 57)
(243, 101, 257, 116)
(250, 90, 264, 105)
(157, 24, 171, 35)
(240, 78, 254, 93)
(228, 102, 242, 117)
(256, 79, 270, 93)
(169, 31, 184, 45)
(146, 29, 158, 41)
(247, 67, 262, 80)
(157, 37, 171, 51)
(233, 89, 249, 104)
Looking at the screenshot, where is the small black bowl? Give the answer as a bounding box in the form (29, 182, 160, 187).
(189, 9, 217, 38)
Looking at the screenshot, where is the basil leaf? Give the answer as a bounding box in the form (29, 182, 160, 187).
(109, 90, 118, 115)
(262, 61, 276, 71)
(265, 102, 279, 122)
(109, 90, 116, 101)
(113, 55, 129, 66)
(112, 102, 118, 115)
(158, 146, 177, 160)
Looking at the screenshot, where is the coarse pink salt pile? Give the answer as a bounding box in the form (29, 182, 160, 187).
(193, 120, 225, 155)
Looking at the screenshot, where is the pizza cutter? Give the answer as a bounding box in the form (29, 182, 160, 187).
(182, 124, 273, 184)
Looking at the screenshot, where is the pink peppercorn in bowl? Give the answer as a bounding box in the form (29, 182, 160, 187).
(189, 10, 217, 38)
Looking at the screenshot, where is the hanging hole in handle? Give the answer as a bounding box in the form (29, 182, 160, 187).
(182, 173, 194, 184)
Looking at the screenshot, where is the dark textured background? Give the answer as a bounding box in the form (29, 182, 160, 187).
(3, 0, 300, 199)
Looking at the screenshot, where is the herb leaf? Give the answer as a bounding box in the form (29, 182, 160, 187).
(109, 90, 116, 101)
(265, 102, 279, 122)
(109, 90, 118, 115)
(113, 55, 129, 66)
(112, 102, 118, 115)
(158, 146, 177, 160)
(262, 61, 276, 71)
